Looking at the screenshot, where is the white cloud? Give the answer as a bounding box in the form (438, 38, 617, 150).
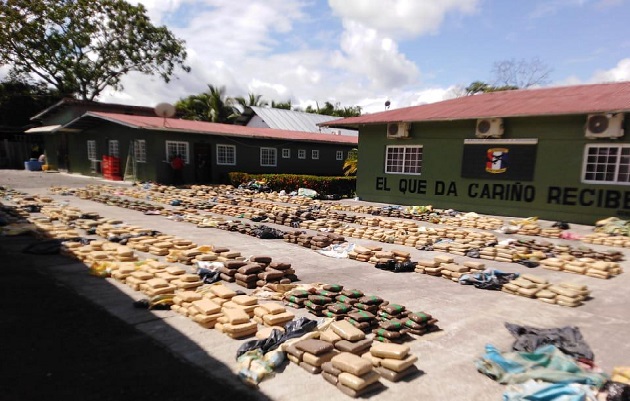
(529, 0, 588, 18)
(98, 1, 477, 114)
(328, 0, 479, 38)
(591, 58, 630, 82)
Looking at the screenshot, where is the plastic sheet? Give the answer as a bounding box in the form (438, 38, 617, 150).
(236, 316, 317, 359)
(459, 269, 520, 290)
(475, 344, 608, 388)
(505, 323, 595, 362)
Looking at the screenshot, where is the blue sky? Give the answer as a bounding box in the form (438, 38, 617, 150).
(91, 0, 630, 113)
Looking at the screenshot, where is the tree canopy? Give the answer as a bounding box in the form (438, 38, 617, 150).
(304, 101, 362, 117)
(0, 0, 190, 101)
(464, 58, 553, 96)
(175, 84, 237, 123)
(0, 78, 63, 127)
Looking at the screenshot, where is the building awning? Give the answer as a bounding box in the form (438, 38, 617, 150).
(24, 125, 62, 134)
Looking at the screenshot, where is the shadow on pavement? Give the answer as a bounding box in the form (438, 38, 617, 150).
(0, 235, 270, 401)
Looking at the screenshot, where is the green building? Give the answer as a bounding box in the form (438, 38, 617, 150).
(322, 82, 630, 225)
(29, 99, 357, 184)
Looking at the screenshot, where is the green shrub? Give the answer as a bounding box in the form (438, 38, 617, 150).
(228, 172, 356, 197)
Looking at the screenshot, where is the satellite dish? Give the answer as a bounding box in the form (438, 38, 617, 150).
(154, 102, 176, 118)
(385, 100, 391, 110)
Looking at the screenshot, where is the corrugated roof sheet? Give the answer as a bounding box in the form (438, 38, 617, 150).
(321, 81, 630, 127)
(67, 112, 358, 145)
(248, 106, 358, 136)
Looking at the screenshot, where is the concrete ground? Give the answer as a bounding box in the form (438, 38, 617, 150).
(2, 169, 629, 401)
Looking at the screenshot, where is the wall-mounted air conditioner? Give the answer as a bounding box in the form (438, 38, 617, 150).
(387, 122, 410, 139)
(475, 118, 504, 138)
(585, 113, 624, 139)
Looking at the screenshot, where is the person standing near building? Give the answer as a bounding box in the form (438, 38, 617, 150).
(170, 154, 184, 185)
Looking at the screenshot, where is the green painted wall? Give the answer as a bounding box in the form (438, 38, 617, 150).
(356, 115, 630, 225)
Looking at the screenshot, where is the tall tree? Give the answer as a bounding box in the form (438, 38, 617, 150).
(233, 93, 268, 110)
(304, 101, 362, 117)
(465, 80, 518, 95)
(271, 100, 293, 110)
(175, 84, 237, 123)
(491, 57, 552, 89)
(0, 0, 190, 100)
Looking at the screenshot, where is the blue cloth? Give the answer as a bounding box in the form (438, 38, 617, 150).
(476, 344, 608, 388)
(503, 380, 597, 401)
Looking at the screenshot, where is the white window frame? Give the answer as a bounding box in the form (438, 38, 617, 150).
(134, 140, 146, 163)
(216, 144, 236, 165)
(311, 149, 319, 160)
(87, 140, 97, 161)
(385, 145, 423, 175)
(282, 148, 291, 158)
(108, 140, 119, 158)
(260, 147, 277, 167)
(298, 149, 306, 159)
(582, 143, 630, 185)
(336, 150, 344, 160)
(165, 141, 189, 164)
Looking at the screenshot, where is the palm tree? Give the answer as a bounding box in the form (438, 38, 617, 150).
(271, 99, 292, 110)
(231, 92, 269, 118)
(175, 84, 237, 123)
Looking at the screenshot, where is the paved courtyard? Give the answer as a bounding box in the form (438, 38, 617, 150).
(1, 169, 628, 400)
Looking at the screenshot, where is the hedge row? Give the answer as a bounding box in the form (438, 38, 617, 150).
(228, 172, 356, 197)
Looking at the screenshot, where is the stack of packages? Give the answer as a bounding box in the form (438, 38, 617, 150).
(416, 255, 455, 276)
(373, 303, 410, 343)
(502, 274, 590, 307)
(123, 268, 153, 291)
(287, 339, 339, 375)
(216, 303, 258, 339)
(282, 229, 305, 244)
(188, 295, 223, 328)
(222, 295, 260, 321)
(296, 233, 313, 248)
(309, 233, 345, 250)
(347, 295, 382, 332)
(215, 247, 245, 263)
(113, 245, 138, 262)
(219, 260, 246, 283)
(148, 238, 173, 257)
(234, 261, 263, 289)
(492, 244, 516, 263)
(202, 283, 238, 308)
(323, 299, 353, 321)
(323, 351, 383, 398)
(540, 256, 623, 279)
(171, 271, 204, 292)
(370, 249, 412, 265)
(192, 246, 218, 264)
(143, 277, 177, 298)
(348, 245, 375, 263)
(253, 302, 295, 329)
(253, 256, 298, 287)
(402, 311, 440, 336)
(282, 287, 311, 309)
(367, 342, 420, 383)
(305, 292, 334, 317)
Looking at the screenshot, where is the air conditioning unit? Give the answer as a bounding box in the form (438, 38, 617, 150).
(387, 122, 410, 139)
(475, 118, 504, 138)
(585, 113, 625, 139)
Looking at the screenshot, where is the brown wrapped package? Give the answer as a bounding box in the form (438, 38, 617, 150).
(338, 370, 380, 391)
(370, 342, 410, 360)
(331, 352, 373, 376)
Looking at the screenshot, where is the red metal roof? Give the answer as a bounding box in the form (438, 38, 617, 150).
(74, 112, 358, 145)
(321, 81, 630, 127)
